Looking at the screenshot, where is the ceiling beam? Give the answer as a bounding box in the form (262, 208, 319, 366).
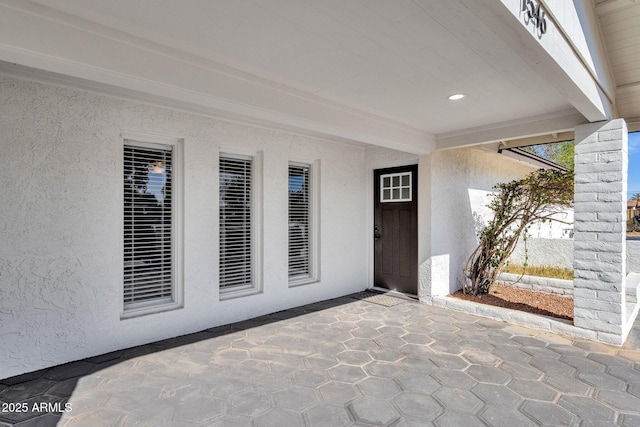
(436, 111, 586, 150)
(499, 131, 576, 149)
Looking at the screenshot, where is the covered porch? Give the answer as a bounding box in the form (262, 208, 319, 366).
(2, 0, 640, 379)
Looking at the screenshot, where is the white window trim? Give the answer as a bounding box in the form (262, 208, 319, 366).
(219, 149, 263, 300)
(289, 157, 320, 287)
(380, 171, 412, 203)
(120, 131, 184, 319)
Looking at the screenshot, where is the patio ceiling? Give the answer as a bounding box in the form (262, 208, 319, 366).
(595, 0, 640, 129)
(0, 0, 638, 150)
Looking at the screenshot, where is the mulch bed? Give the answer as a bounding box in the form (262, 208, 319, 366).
(451, 284, 573, 321)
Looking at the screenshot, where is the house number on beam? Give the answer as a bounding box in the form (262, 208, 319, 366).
(521, 0, 547, 38)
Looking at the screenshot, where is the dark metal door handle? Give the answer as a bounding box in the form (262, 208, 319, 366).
(374, 225, 381, 240)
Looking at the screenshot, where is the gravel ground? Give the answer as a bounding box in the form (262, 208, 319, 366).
(451, 283, 574, 321)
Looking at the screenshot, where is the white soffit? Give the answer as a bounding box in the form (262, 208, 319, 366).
(0, 0, 605, 149)
(596, 0, 640, 128)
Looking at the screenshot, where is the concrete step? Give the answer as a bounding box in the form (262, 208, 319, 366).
(626, 272, 640, 304)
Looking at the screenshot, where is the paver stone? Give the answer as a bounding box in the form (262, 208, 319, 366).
(557, 395, 615, 422)
(304, 403, 351, 427)
(393, 393, 442, 420)
(349, 397, 400, 425)
(520, 400, 576, 426)
(433, 387, 483, 414)
(357, 377, 401, 399)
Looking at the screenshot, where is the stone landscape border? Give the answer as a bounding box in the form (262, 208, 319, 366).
(497, 272, 573, 296)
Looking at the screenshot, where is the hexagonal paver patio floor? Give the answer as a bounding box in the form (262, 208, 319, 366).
(1, 293, 639, 426)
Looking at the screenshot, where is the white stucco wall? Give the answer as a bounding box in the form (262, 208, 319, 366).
(364, 146, 419, 169)
(509, 238, 575, 270)
(428, 148, 538, 295)
(509, 238, 640, 275)
(0, 75, 369, 379)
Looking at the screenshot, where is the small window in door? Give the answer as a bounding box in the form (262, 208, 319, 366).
(380, 172, 412, 202)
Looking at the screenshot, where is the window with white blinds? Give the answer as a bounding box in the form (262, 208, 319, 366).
(123, 141, 174, 310)
(289, 163, 311, 280)
(220, 154, 253, 289)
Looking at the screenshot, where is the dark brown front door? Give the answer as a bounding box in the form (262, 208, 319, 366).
(373, 165, 418, 294)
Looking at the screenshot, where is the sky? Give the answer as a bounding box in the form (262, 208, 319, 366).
(628, 131, 640, 200)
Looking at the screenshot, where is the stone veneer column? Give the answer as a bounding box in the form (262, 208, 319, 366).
(573, 119, 628, 344)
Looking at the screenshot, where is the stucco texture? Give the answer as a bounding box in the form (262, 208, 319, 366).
(428, 148, 537, 295)
(0, 76, 369, 378)
(511, 238, 640, 275)
(509, 238, 575, 270)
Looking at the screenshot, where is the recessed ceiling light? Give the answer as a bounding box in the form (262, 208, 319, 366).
(448, 93, 465, 100)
